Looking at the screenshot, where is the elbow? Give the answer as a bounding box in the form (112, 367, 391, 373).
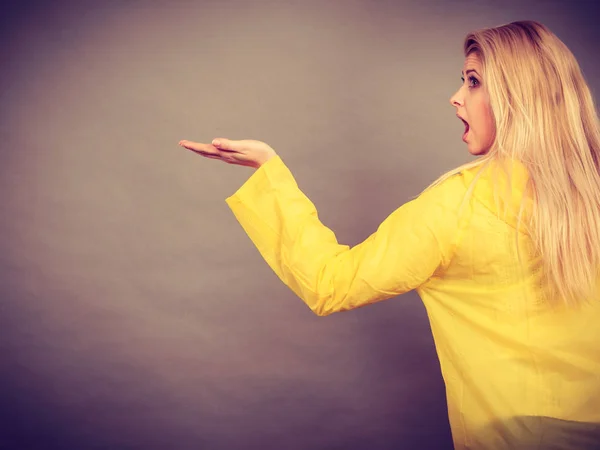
(304, 288, 345, 317)
(312, 308, 334, 317)
(309, 298, 339, 317)
(311, 306, 330, 317)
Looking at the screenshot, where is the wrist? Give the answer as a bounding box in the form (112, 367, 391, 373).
(257, 152, 277, 168)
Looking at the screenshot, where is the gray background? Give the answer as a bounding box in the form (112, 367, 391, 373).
(1, 0, 598, 449)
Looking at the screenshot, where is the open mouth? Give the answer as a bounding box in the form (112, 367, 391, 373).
(460, 118, 470, 141)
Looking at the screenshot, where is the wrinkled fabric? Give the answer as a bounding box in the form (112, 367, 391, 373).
(225, 155, 600, 450)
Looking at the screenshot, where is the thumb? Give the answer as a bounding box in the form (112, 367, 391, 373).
(212, 138, 236, 150)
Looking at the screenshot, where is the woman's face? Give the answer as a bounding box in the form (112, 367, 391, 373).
(449, 53, 495, 156)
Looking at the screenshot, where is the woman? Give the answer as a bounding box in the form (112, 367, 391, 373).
(179, 20, 600, 450)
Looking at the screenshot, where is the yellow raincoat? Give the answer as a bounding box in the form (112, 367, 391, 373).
(225, 154, 600, 450)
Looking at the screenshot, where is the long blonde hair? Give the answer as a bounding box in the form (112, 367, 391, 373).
(424, 20, 600, 307)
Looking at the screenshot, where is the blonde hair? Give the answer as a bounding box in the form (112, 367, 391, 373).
(424, 20, 600, 308)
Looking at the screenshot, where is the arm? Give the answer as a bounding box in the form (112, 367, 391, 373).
(225, 155, 462, 316)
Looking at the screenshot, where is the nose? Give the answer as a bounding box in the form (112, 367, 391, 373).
(449, 88, 463, 107)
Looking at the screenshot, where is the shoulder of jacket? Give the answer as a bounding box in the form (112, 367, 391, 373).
(420, 170, 471, 206)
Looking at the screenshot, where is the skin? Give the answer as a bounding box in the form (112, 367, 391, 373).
(449, 53, 496, 156)
(178, 138, 277, 169)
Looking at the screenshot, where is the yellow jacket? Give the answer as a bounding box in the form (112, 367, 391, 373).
(225, 154, 600, 450)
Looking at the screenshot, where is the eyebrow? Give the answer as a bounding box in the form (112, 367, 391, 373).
(461, 69, 480, 76)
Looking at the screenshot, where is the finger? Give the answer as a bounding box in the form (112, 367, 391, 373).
(191, 149, 222, 158)
(179, 139, 210, 150)
(179, 140, 219, 155)
(212, 138, 239, 152)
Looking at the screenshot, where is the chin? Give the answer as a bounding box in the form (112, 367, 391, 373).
(468, 144, 488, 156)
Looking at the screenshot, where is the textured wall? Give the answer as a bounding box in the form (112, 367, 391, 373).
(1, 0, 598, 449)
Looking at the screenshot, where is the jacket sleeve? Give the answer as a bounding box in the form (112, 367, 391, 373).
(225, 155, 462, 316)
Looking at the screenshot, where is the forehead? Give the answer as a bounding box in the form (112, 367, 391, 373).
(463, 53, 482, 71)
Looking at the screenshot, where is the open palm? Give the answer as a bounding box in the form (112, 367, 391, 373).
(179, 138, 277, 169)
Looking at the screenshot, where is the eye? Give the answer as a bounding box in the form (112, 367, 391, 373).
(461, 75, 479, 88)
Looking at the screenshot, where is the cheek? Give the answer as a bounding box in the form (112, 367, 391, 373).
(483, 93, 495, 132)
(485, 106, 496, 137)
(475, 101, 495, 138)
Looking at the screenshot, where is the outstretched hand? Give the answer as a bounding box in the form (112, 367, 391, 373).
(179, 138, 277, 169)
